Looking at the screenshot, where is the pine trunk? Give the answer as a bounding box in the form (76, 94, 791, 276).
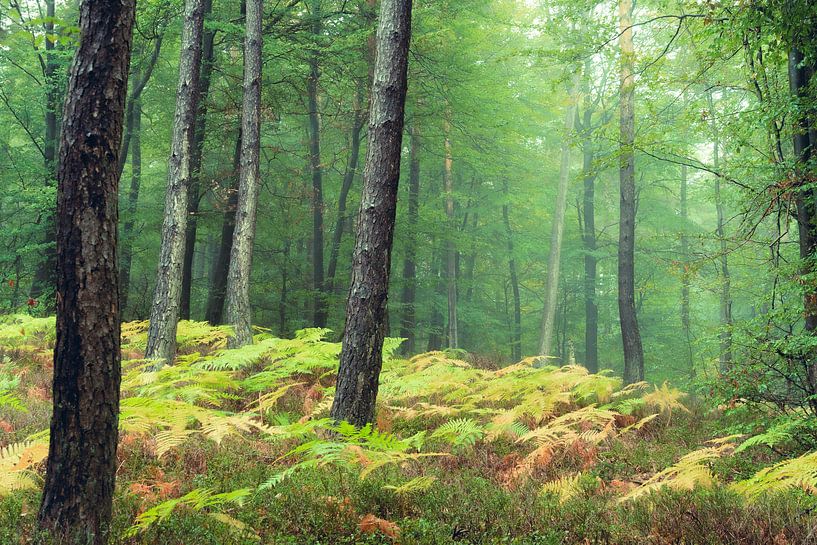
(225, 0, 263, 347)
(581, 113, 599, 373)
(618, 0, 644, 384)
(181, 0, 216, 320)
(502, 182, 522, 362)
(37, 0, 134, 541)
(145, 0, 205, 363)
(680, 164, 693, 376)
(330, 0, 413, 426)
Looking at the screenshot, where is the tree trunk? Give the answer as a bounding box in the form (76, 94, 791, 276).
(581, 111, 599, 373)
(120, 97, 142, 317)
(145, 0, 205, 363)
(37, 0, 134, 541)
(427, 249, 445, 351)
(399, 123, 421, 354)
(502, 182, 522, 362)
(181, 0, 216, 320)
(326, 84, 366, 295)
(539, 82, 578, 357)
(330, 0, 413, 427)
(679, 163, 693, 376)
(225, 0, 263, 348)
(443, 114, 458, 349)
(618, 0, 644, 384)
(308, 0, 328, 327)
(205, 131, 242, 325)
(28, 0, 60, 308)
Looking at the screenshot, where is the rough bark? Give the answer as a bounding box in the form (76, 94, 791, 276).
(37, 0, 134, 541)
(205, 131, 242, 325)
(119, 97, 141, 317)
(618, 0, 644, 384)
(502, 182, 522, 362)
(181, 0, 216, 320)
(443, 114, 458, 349)
(225, 0, 263, 348)
(539, 83, 578, 357)
(145, 0, 205, 363)
(330, 0, 412, 427)
(399, 123, 421, 354)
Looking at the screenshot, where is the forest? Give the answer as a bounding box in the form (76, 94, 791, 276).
(2, 0, 817, 543)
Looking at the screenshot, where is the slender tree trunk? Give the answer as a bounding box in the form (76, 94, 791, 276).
(427, 249, 445, 351)
(28, 0, 60, 307)
(145, 0, 205, 363)
(618, 0, 644, 384)
(679, 163, 693, 376)
(205, 131, 242, 325)
(788, 38, 817, 400)
(581, 113, 599, 373)
(399, 123, 421, 354)
(120, 97, 142, 317)
(443, 114, 458, 349)
(326, 84, 366, 294)
(181, 0, 216, 320)
(37, 0, 134, 541)
(225, 0, 263, 348)
(279, 238, 291, 334)
(503, 182, 522, 362)
(308, 0, 328, 327)
(539, 83, 578, 357)
(330, 0, 413, 426)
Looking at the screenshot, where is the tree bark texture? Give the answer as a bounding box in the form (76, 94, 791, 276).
(330, 0, 413, 427)
(181, 0, 216, 320)
(119, 96, 142, 317)
(618, 0, 645, 384)
(443, 114, 458, 349)
(225, 0, 263, 348)
(145, 0, 205, 363)
(37, 0, 134, 542)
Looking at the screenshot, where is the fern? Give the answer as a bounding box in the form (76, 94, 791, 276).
(432, 418, 484, 451)
(383, 475, 437, 496)
(0, 439, 49, 496)
(541, 472, 584, 504)
(732, 450, 817, 500)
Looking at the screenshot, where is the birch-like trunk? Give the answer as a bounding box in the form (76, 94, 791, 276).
(225, 0, 263, 348)
(145, 0, 205, 363)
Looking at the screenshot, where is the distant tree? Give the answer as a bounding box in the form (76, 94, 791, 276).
(617, 0, 644, 384)
(37, 0, 135, 541)
(145, 0, 205, 363)
(225, 0, 263, 348)
(330, 0, 413, 426)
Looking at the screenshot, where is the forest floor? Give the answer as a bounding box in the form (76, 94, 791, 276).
(1, 315, 816, 544)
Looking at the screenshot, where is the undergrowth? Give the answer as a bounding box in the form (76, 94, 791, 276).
(0, 315, 816, 544)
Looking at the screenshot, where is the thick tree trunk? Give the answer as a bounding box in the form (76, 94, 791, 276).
(581, 121, 598, 373)
(145, 0, 205, 363)
(181, 0, 216, 320)
(205, 131, 242, 325)
(443, 114, 458, 349)
(28, 0, 60, 308)
(225, 0, 263, 348)
(539, 85, 577, 357)
(502, 182, 522, 362)
(399, 123, 421, 354)
(679, 164, 693, 376)
(37, 0, 134, 541)
(308, 0, 328, 327)
(120, 97, 142, 317)
(330, 0, 412, 427)
(618, 0, 644, 384)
